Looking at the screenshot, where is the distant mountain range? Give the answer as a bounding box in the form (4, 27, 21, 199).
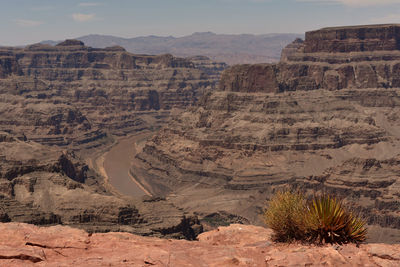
(42, 32, 303, 65)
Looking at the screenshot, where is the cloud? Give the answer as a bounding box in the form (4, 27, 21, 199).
(14, 19, 43, 27)
(72, 13, 96, 22)
(78, 2, 103, 7)
(296, 0, 400, 7)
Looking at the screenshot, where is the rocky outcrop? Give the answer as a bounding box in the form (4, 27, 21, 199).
(0, 40, 223, 148)
(0, 40, 218, 236)
(56, 39, 85, 47)
(0, 223, 399, 266)
(304, 24, 400, 53)
(134, 24, 400, 242)
(187, 55, 228, 82)
(220, 24, 400, 93)
(280, 37, 304, 61)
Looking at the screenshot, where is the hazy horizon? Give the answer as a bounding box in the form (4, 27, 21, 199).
(1, 0, 400, 46)
(37, 31, 302, 45)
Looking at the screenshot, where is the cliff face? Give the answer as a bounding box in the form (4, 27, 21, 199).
(222, 25, 400, 93)
(0, 40, 220, 236)
(304, 24, 400, 53)
(0, 40, 223, 148)
(134, 24, 400, 241)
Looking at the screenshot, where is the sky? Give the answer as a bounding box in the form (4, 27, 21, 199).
(1, 0, 400, 46)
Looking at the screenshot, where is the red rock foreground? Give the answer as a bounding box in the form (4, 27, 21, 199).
(0, 223, 399, 266)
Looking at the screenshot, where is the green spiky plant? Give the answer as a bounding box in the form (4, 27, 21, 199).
(307, 194, 367, 244)
(263, 190, 309, 242)
(264, 191, 367, 244)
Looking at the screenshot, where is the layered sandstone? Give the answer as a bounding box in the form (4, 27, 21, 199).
(304, 24, 400, 53)
(0, 41, 220, 236)
(134, 24, 400, 242)
(220, 24, 400, 93)
(224, 29, 400, 92)
(0, 131, 202, 238)
(0, 40, 222, 148)
(1, 223, 399, 266)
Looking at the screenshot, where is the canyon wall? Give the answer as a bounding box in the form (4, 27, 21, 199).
(304, 24, 400, 53)
(0, 40, 225, 148)
(222, 25, 400, 93)
(134, 24, 400, 242)
(0, 40, 222, 237)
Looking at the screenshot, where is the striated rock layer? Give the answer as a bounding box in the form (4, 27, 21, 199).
(0, 40, 222, 236)
(0, 40, 223, 148)
(134, 24, 400, 241)
(0, 131, 202, 239)
(304, 24, 400, 53)
(0, 223, 399, 266)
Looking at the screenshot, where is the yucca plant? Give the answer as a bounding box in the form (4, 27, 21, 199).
(263, 190, 309, 242)
(307, 194, 367, 244)
(264, 191, 367, 244)
(344, 212, 368, 243)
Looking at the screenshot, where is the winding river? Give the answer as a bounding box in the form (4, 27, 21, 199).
(103, 134, 151, 197)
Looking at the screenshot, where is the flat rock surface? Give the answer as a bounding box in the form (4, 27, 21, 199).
(0, 223, 399, 266)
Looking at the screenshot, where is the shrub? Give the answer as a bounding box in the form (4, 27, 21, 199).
(263, 190, 309, 242)
(264, 191, 367, 244)
(307, 194, 367, 244)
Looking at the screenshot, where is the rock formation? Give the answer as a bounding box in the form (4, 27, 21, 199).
(0, 40, 223, 148)
(54, 32, 304, 65)
(1, 223, 399, 266)
(0, 40, 219, 237)
(0, 131, 202, 238)
(134, 24, 400, 242)
(304, 24, 400, 53)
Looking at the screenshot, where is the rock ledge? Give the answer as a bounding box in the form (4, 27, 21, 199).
(0, 223, 399, 266)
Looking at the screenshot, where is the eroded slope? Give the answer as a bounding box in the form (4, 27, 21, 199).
(0, 40, 224, 148)
(0, 40, 220, 237)
(135, 24, 400, 241)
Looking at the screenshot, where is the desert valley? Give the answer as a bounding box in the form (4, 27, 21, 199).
(0, 2, 400, 265)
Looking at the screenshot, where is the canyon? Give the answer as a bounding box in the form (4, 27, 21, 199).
(134, 24, 400, 242)
(0, 23, 400, 248)
(0, 39, 223, 237)
(0, 39, 225, 147)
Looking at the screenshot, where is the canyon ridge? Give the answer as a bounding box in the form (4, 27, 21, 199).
(134, 24, 400, 243)
(42, 32, 303, 65)
(0, 23, 400, 246)
(0, 40, 225, 237)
